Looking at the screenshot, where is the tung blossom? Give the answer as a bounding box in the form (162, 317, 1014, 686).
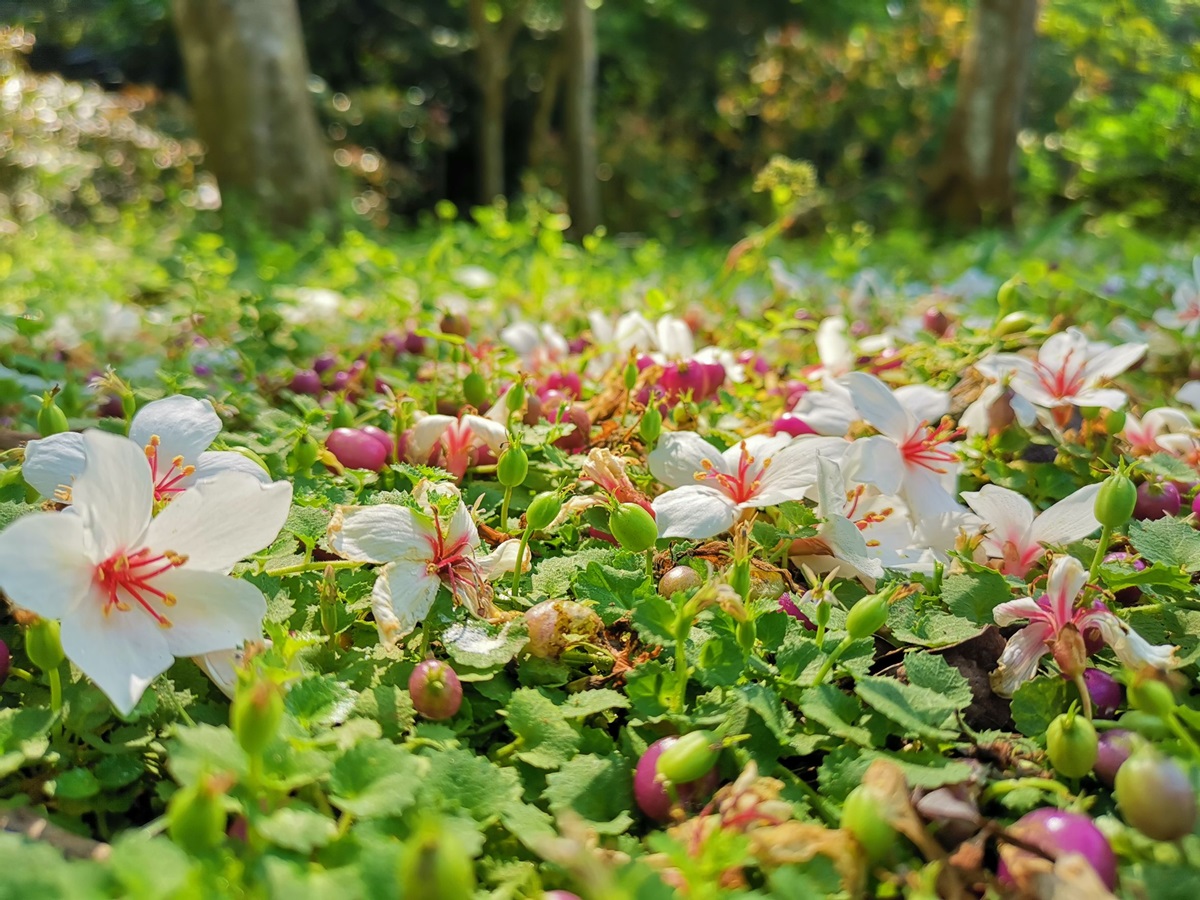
(1122, 407, 1198, 458)
(1153, 256, 1200, 337)
(0, 431, 292, 714)
(960, 483, 1100, 577)
(649, 431, 846, 539)
(327, 483, 527, 646)
(991, 555, 1178, 695)
(500, 321, 570, 371)
(23, 394, 269, 503)
(405, 408, 509, 480)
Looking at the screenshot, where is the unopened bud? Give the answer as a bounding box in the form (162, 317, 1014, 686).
(167, 773, 230, 853)
(25, 617, 64, 672)
(231, 679, 284, 758)
(1052, 624, 1089, 680)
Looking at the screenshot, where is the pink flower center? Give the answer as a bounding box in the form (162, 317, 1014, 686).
(95, 546, 187, 626)
(437, 420, 478, 480)
(144, 435, 196, 501)
(695, 443, 768, 504)
(424, 509, 483, 599)
(1032, 348, 1087, 400)
(899, 419, 960, 473)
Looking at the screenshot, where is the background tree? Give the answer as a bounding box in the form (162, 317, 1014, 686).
(171, 0, 336, 231)
(924, 0, 1040, 228)
(562, 0, 600, 236)
(467, 0, 530, 204)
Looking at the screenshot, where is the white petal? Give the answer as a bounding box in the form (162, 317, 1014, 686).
(749, 439, 839, 506)
(72, 431, 154, 560)
(1082, 342, 1147, 383)
(841, 372, 911, 439)
(501, 321, 541, 357)
(129, 395, 222, 465)
(463, 414, 509, 455)
(992, 622, 1055, 696)
(1045, 555, 1087, 624)
(993, 596, 1047, 626)
(844, 436, 904, 495)
(21, 432, 87, 500)
(894, 384, 950, 424)
(326, 503, 434, 565)
(60, 592, 175, 716)
(193, 649, 241, 699)
(1086, 611, 1179, 672)
(648, 432, 726, 488)
(1175, 380, 1200, 411)
(1142, 408, 1194, 435)
(0, 511, 93, 617)
(442, 499, 481, 553)
(478, 539, 529, 580)
(1037, 329, 1089, 373)
(1070, 387, 1130, 410)
(408, 415, 454, 462)
(960, 485, 1035, 547)
(655, 315, 694, 359)
(146, 473, 293, 574)
(1031, 483, 1101, 547)
(821, 512, 885, 582)
(151, 568, 267, 656)
(191, 450, 271, 485)
(652, 485, 739, 539)
(371, 560, 441, 647)
(815, 316, 852, 375)
(792, 391, 856, 436)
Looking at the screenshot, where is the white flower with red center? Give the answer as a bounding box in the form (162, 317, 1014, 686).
(648, 431, 846, 539)
(0, 430, 292, 714)
(1122, 407, 1199, 458)
(500, 321, 571, 371)
(978, 328, 1146, 420)
(327, 483, 527, 646)
(1153, 257, 1200, 337)
(840, 372, 964, 523)
(960, 483, 1101, 578)
(405, 409, 508, 480)
(22, 395, 268, 503)
(991, 555, 1178, 696)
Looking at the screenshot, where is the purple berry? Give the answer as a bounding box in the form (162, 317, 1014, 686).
(1083, 669, 1122, 719)
(358, 425, 395, 460)
(313, 354, 338, 375)
(1133, 481, 1181, 520)
(325, 428, 388, 471)
(1094, 730, 1135, 786)
(923, 308, 950, 336)
(538, 371, 582, 399)
(0, 638, 9, 688)
(999, 808, 1116, 891)
(409, 660, 463, 721)
(289, 369, 323, 395)
(634, 736, 720, 823)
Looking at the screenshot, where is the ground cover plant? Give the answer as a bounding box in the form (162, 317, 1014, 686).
(1, 197, 1200, 900)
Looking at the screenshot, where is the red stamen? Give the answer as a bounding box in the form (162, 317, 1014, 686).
(899, 418, 962, 473)
(94, 546, 186, 626)
(694, 443, 767, 504)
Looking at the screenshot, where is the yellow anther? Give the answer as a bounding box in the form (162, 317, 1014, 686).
(162, 593, 177, 607)
(181, 465, 196, 477)
(158, 618, 173, 629)
(171, 455, 185, 468)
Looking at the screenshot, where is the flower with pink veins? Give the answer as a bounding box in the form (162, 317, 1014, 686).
(840, 372, 963, 521)
(979, 327, 1146, 421)
(1153, 256, 1200, 337)
(1123, 407, 1197, 456)
(22, 395, 269, 504)
(500, 321, 570, 371)
(960, 483, 1101, 577)
(327, 483, 528, 647)
(649, 431, 847, 539)
(991, 555, 1178, 696)
(0, 430, 292, 715)
(406, 408, 508, 480)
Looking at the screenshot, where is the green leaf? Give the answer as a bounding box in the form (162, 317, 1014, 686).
(817, 745, 974, 802)
(1128, 517, 1200, 572)
(532, 547, 614, 598)
(887, 594, 985, 648)
(573, 554, 654, 624)
(940, 570, 1013, 625)
(500, 799, 558, 851)
(1010, 675, 1068, 737)
(1124, 605, 1200, 667)
(798, 684, 874, 747)
(504, 688, 582, 769)
(854, 675, 963, 742)
(0, 501, 34, 531)
(51, 768, 101, 800)
(418, 748, 521, 822)
(1140, 453, 1199, 483)
(109, 835, 194, 898)
(255, 806, 338, 853)
(95, 755, 145, 791)
(630, 592, 678, 648)
(623, 660, 674, 719)
(559, 689, 630, 718)
(442, 618, 529, 670)
(776, 634, 875, 684)
(328, 739, 424, 818)
(544, 753, 634, 835)
(903, 651, 973, 710)
(351, 684, 416, 740)
(284, 675, 356, 727)
(167, 724, 247, 784)
(281, 505, 332, 543)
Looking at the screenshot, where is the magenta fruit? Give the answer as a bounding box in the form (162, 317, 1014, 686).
(543, 893, 581, 900)
(1133, 480, 1181, 521)
(358, 425, 395, 459)
(325, 428, 388, 471)
(923, 307, 950, 337)
(288, 369, 323, 396)
(772, 413, 816, 437)
(0, 638, 9, 688)
(1083, 669, 1122, 719)
(313, 353, 338, 375)
(1093, 730, 1135, 786)
(408, 659, 463, 721)
(999, 808, 1116, 891)
(658, 565, 701, 597)
(634, 736, 720, 822)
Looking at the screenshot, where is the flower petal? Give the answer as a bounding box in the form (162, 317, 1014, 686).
(190, 450, 272, 486)
(72, 430, 154, 560)
(652, 485, 739, 539)
(478, 539, 530, 580)
(991, 622, 1055, 696)
(1086, 611, 1179, 672)
(841, 372, 911, 439)
(0, 511, 93, 617)
(151, 568, 267, 656)
(129, 395, 222, 465)
(648, 431, 726, 488)
(993, 596, 1049, 626)
(371, 560, 441, 647)
(60, 591, 175, 716)
(463, 414, 509, 455)
(326, 503, 433, 565)
(960, 485, 1035, 550)
(1082, 342, 1147, 383)
(894, 384, 950, 424)
(1045, 555, 1087, 625)
(843, 435, 903, 495)
(146, 473, 292, 574)
(1031, 483, 1101, 547)
(21, 432, 87, 500)
(408, 415, 454, 462)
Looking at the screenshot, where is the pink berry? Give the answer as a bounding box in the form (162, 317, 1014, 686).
(0, 638, 9, 688)
(1133, 481, 1181, 520)
(359, 425, 395, 459)
(409, 660, 463, 721)
(998, 809, 1116, 891)
(325, 428, 388, 471)
(772, 414, 816, 437)
(288, 369, 323, 395)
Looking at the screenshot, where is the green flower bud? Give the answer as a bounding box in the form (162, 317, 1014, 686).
(505, 380, 527, 413)
(25, 618, 64, 672)
(624, 360, 639, 392)
(525, 492, 563, 531)
(656, 730, 720, 784)
(1095, 473, 1137, 528)
(841, 784, 897, 863)
(1046, 710, 1098, 779)
(331, 399, 356, 429)
(398, 820, 476, 900)
(639, 404, 662, 446)
(231, 680, 284, 758)
(1103, 408, 1127, 435)
(36, 392, 69, 437)
(167, 776, 228, 854)
(1128, 678, 1176, 719)
(496, 445, 529, 488)
(845, 593, 890, 641)
(463, 371, 489, 410)
(608, 503, 658, 553)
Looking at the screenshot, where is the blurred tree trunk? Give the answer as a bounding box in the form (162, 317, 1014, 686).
(468, 0, 529, 204)
(172, 0, 335, 231)
(562, 0, 601, 237)
(924, 0, 1038, 229)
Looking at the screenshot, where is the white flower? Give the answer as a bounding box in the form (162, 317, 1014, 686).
(960, 483, 1100, 577)
(0, 431, 292, 714)
(815, 316, 854, 378)
(1123, 407, 1197, 456)
(23, 395, 269, 503)
(649, 431, 845, 539)
(500, 321, 570, 371)
(327, 483, 527, 647)
(788, 377, 858, 436)
(406, 408, 509, 481)
(1153, 257, 1200, 337)
(959, 368, 1038, 438)
(978, 327, 1146, 413)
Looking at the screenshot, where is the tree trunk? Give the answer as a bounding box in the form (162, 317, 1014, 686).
(172, 0, 335, 231)
(924, 0, 1039, 229)
(562, 0, 600, 237)
(468, 0, 529, 205)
